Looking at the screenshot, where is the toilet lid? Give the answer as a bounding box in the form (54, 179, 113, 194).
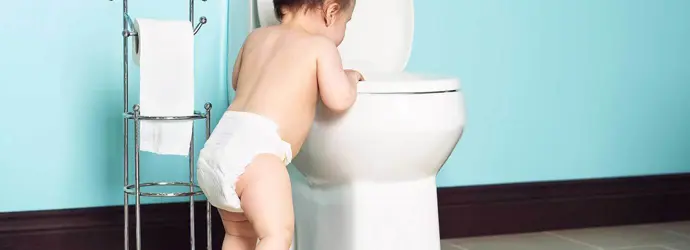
(357, 72, 461, 94)
(256, 0, 415, 73)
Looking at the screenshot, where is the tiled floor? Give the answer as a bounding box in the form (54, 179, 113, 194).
(442, 221, 690, 250)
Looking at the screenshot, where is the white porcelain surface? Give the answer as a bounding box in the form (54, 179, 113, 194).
(357, 71, 461, 93)
(290, 73, 465, 250)
(256, 0, 280, 26)
(291, 174, 446, 250)
(295, 78, 464, 186)
(337, 0, 414, 72)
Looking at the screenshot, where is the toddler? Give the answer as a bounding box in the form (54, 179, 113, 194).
(195, 0, 363, 249)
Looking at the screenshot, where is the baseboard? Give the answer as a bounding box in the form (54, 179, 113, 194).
(2, 174, 690, 250)
(438, 173, 690, 238)
(0, 202, 225, 250)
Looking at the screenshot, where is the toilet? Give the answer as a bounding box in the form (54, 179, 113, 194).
(253, 0, 466, 249)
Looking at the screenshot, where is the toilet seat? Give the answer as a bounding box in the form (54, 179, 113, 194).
(357, 72, 461, 94)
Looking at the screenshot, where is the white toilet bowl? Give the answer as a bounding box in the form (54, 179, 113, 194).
(253, 0, 466, 249)
(291, 72, 464, 250)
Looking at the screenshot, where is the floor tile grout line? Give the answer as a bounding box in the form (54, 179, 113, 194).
(646, 222, 690, 230)
(607, 245, 676, 250)
(644, 222, 690, 239)
(543, 232, 604, 250)
(667, 230, 690, 240)
(444, 241, 470, 250)
(443, 222, 690, 250)
(454, 244, 470, 250)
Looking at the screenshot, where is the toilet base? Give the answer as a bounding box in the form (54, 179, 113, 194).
(291, 175, 441, 250)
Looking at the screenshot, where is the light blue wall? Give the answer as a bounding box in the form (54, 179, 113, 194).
(3, 0, 690, 212)
(419, 0, 690, 187)
(0, 0, 229, 212)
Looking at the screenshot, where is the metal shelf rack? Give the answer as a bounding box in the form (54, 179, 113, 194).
(109, 0, 214, 250)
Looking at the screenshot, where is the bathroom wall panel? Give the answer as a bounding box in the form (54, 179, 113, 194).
(3, 0, 690, 212)
(406, 0, 690, 187)
(0, 0, 230, 212)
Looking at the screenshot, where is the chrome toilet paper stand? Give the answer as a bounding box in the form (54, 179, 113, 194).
(108, 1, 214, 250)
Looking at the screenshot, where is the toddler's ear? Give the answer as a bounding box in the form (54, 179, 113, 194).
(323, 0, 342, 27)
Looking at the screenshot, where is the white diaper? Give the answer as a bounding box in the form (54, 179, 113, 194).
(197, 111, 292, 212)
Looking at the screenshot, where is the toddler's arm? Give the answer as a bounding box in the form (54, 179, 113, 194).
(316, 39, 359, 112)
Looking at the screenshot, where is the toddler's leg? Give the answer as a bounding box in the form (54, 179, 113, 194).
(236, 154, 294, 250)
(219, 210, 258, 250)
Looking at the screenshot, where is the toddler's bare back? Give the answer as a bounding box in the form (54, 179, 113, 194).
(228, 26, 322, 156)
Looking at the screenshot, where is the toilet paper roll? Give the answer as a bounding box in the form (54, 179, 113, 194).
(256, 0, 280, 27)
(135, 18, 196, 156)
(132, 18, 194, 66)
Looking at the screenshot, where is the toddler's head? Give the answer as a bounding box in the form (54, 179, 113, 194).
(274, 0, 355, 45)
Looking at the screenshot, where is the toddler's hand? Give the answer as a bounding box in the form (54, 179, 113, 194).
(345, 69, 365, 83)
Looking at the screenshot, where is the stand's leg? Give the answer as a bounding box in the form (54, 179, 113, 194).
(122, 0, 130, 250)
(134, 105, 142, 250)
(188, 5, 197, 250)
(189, 125, 196, 250)
(206, 200, 212, 250)
(189, 0, 195, 25)
(204, 103, 213, 250)
(124, 116, 130, 250)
